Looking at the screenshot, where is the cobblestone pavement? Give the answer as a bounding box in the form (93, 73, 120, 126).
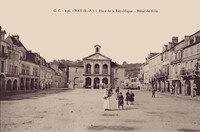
(1, 88, 200, 132)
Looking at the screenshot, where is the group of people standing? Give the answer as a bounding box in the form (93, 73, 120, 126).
(103, 87, 135, 111)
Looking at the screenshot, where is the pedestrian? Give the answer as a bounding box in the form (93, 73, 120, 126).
(171, 85, 175, 94)
(130, 91, 135, 105)
(152, 88, 155, 98)
(103, 87, 112, 111)
(125, 90, 130, 105)
(115, 87, 120, 100)
(118, 92, 124, 109)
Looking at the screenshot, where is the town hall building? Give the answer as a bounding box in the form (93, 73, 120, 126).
(68, 45, 125, 89)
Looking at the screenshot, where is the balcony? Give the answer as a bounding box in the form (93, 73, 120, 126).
(171, 58, 182, 65)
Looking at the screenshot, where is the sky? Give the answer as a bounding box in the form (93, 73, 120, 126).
(1, 0, 200, 64)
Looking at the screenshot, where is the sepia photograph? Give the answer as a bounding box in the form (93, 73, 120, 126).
(0, 0, 200, 131)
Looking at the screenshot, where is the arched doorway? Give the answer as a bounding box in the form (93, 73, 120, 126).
(94, 77, 100, 89)
(177, 81, 182, 94)
(31, 79, 34, 89)
(13, 80, 18, 90)
(7, 79, 12, 91)
(194, 78, 200, 95)
(94, 64, 100, 74)
(85, 77, 91, 88)
(166, 81, 170, 92)
(102, 78, 108, 89)
(26, 78, 30, 90)
(0, 74, 5, 92)
(185, 80, 191, 96)
(20, 78, 25, 90)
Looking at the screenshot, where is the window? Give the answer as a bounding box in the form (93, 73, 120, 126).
(26, 66, 30, 75)
(22, 64, 26, 75)
(94, 64, 99, 74)
(103, 64, 108, 74)
(8, 51, 12, 59)
(1, 61, 4, 72)
(190, 39, 194, 44)
(115, 69, 118, 73)
(195, 36, 200, 42)
(2, 46, 5, 55)
(86, 64, 91, 74)
(191, 61, 194, 69)
(175, 53, 177, 59)
(175, 65, 177, 74)
(185, 62, 188, 70)
(76, 68, 78, 72)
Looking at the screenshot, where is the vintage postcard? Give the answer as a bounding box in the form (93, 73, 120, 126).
(0, 0, 200, 131)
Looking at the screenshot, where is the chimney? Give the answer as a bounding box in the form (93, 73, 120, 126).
(0, 26, 1, 41)
(0, 28, 7, 40)
(13, 35, 20, 43)
(184, 36, 190, 45)
(172, 36, 178, 44)
(165, 45, 168, 50)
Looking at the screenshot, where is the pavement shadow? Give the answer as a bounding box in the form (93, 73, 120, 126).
(88, 125, 136, 131)
(101, 113, 119, 116)
(125, 107, 139, 110)
(177, 128, 200, 132)
(124, 119, 145, 123)
(0, 89, 73, 101)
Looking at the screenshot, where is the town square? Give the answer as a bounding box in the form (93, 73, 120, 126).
(1, 88, 200, 132)
(1, 0, 200, 132)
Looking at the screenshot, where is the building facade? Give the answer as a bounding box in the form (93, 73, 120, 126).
(141, 30, 200, 97)
(0, 29, 20, 92)
(68, 45, 125, 89)
(0, 26, 67, 97)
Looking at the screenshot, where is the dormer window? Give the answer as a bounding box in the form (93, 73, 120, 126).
(190, 39, 194, 44)
(96, 48, 99, 52)
(196, 36, 200, 42)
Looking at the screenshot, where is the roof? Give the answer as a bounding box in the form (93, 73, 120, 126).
(10, 36, 24, 47)
(183, 40, 200, 50)
(83, 53, 111, 60)
(147, 52, 160, 59)
(172, 30, 200, 48)
(111, 61, 124, 68)
(68, 62, 84, 67)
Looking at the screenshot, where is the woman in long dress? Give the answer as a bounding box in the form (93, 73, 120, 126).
(103, 88, 111, 111)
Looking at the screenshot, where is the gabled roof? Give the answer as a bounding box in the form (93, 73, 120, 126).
(83, 53, 111, 60)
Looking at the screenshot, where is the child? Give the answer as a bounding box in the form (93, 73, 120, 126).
(118, 92, 124, 110)
(130, 91, 135, 105)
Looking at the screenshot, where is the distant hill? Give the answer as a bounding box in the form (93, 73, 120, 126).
(50, 59, 83, 69)
(122, 62, 143, 78)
